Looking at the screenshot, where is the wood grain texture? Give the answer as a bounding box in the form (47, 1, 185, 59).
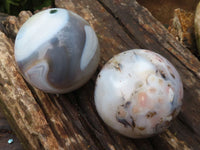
(0, 0, 200, 150)
(0, 13, 23, 150)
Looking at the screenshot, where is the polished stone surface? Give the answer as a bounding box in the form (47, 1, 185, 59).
(15, 8, 100, 93)
(95, 49, 183, 138)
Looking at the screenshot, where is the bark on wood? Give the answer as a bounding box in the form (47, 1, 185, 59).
(0, 0, 200, 150)
(168, 8, 196, 53)
(0, 13, 23, 150)
(136, 0, 199, 25)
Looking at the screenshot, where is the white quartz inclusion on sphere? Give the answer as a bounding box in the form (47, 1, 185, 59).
(94, 49, 183, 138)
(14, 8, 100, 93)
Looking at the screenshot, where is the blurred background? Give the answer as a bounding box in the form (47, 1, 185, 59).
(0, 0, 199, 26)
(0, 0, 53, 15)
(0, 0, 199, 20)
(137, 0, 199, 25)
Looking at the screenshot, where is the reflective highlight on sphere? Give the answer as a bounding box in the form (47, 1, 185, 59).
(94, 49, 183, 138)
(15, 8, 100, 93)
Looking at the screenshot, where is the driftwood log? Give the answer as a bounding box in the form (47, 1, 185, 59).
(0, 0, 200, 150)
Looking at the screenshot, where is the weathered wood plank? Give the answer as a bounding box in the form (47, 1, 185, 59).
(55, 0, 200, 149)
(0, 0, 199, 150)
(0, 12, 24, 150)
(97, 0, 200, 138)
(0, 32, 61, 149)
(97, 0, 200, 78)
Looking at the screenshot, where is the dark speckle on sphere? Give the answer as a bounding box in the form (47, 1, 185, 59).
(50, 9, 58, 14)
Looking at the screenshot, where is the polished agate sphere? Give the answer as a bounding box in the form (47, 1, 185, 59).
(95, 49, 183, 138)
(15, 8, 100, 93)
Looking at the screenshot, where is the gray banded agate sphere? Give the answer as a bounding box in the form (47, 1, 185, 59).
(15, 8, 100, 93)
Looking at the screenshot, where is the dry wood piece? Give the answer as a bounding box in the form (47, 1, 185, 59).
(2, 11, 32, 40)
(0, 13, 23, 150)
(168, 8, 196, 53)
(0, 0, 199, 150)
(136, 0, 199, 25)
(0, 31, 61, 149)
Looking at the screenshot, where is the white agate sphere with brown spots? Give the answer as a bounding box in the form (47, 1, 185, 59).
(15, 8, 100, 93)
(95, 49, 183, 138)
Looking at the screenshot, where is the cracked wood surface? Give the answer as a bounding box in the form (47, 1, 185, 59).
(0, 12, 23, 150)
(0, 0, 200, 150)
